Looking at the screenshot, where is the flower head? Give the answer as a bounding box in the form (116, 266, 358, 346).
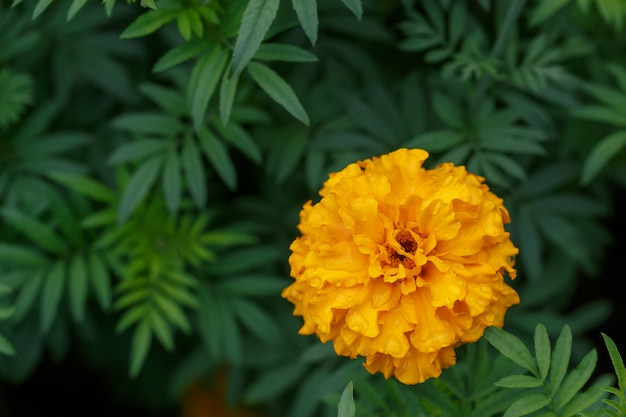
(282, 148, 519, 384)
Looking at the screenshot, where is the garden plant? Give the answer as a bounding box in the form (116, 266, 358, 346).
(1, 0, 626, 416)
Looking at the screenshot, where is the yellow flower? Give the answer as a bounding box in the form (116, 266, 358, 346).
(282, 148, 519, 384)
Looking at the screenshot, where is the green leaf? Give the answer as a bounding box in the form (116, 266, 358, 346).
(581, 130, 626, 185)
(433, 93, 464, 128)
(337, 381, 356, 417)
(218, 274, 286, 297)
(189, 44, 229, 133)
(120, 9, 178, 39)
(117, 156, 163, 224)
(247, 62, 309, 125)
(199, 128, 237, 190)
(484, 327, 538, 376)
(503, 393, 551, 417)
(90, 253, 111, 311)
(550, 325, 572, 393)
(215, 122, 262, 164)
(40, 262, 66, 333)
(153, 292, 192, 334)
(406, 130, 463, 152)
(32, 0, 54, 19)
(48, 172, 115, 203)
(112, 113, 185, 137)
(0, 332, 15, 356)
(561, 375, 612, 417)
(129, 319, 152, 378)
(205, 246, 283, 275)
(1, 208, 68, 255)
(13, 270, 44, 322)
(153, 39, 211, 73)
(116, 305, 148, 334)
(139, 83, 188, 116)
(341, 0, 363, 19)
(231, 297, 280, 345)
(602, 333, 626, 392)
(149, 309, 175, 351)
(68, 255, 88, 322)
(162, 149, 182, 216)
(292, 0, 318, 45)
(254, 43, 318, 62)
(534, 323, 551, 381)
(229, 0, 280, 78)
(219, 73, 239, 125)
(556, 349, 597, 409)
(182, 138, 206, 208)
(244, 363, 307, 402)
(0, 243, 48, 267)
(495, 374, 543, 388)
(107, 139, 169, 165)
(67, 0, 88, 20)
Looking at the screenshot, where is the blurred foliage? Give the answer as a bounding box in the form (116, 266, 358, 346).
(1, 0, 626, 416)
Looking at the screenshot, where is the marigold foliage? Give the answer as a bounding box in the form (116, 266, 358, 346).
(283, 148, 519, 384)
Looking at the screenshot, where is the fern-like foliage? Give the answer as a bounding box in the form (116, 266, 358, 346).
(0, 69, 33, 131)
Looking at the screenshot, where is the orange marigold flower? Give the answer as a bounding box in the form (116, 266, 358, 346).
(282, 148, 520, 385)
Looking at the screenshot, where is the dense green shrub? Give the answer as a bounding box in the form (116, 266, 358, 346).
(1, 0, 626, 416)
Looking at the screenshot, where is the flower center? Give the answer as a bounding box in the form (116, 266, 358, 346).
(388, 230, 418, 269)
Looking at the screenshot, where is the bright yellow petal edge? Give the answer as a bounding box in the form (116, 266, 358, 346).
(282, 148, 520, 385)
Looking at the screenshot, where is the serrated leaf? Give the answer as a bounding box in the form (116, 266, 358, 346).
(581, 130, 626, 185)
(254, 43, 318, 62)
(117, 157, 162, 224)
(247, 62, 309, 125)
(162, 149, 182, 216)
(120, 9, 178, 39)
(503, 393, 551, 417)
(189, 44, 228, 133)
(550, 325, 572, 393)
(338, 381, 356, 417)
(182, 138, 206, 207)
(602, 333, 626, 392)
(1, 208, 68, 255)
(229, 0, 280, 78)
(495, 374, 543, 388)
(40, 262, 65, 333)
(129, 319, 152, 378)
(199, 128, 237, 190)
(556, 349, 598, 409)
(68, 255, 88, 322)
(292, 0, 318, 45)
(485, 327, 538, 375)
(534, 323, 551, 381)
